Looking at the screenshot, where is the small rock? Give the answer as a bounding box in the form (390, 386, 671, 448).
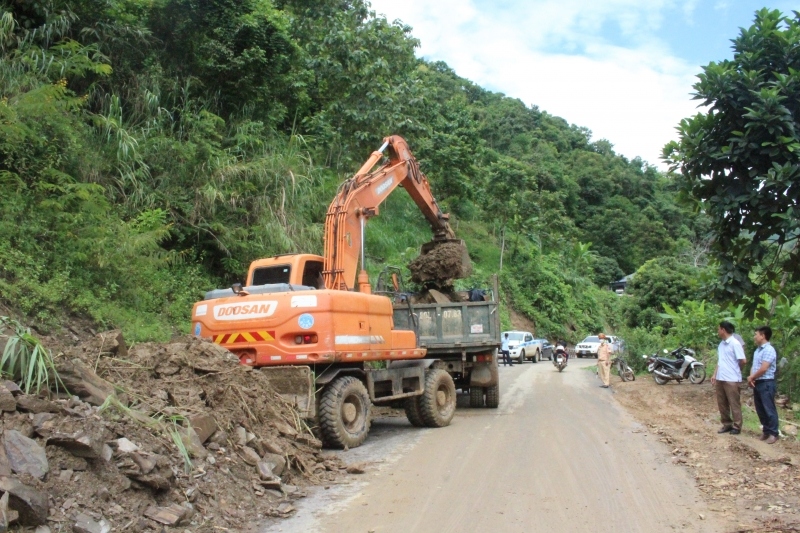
(0, 492, 9, 531)
(241, 446, 261, 466)
(207, 442, 220, 452)
(2, 381, 21, 396)
(261, 439, 284, 455)
(4, 429, 49, 479)
(0, 476, 49, 526)
(261, 453, 287, 477)
(208, 429, 228, 446)
(47, 431, 105, 459)
(296, 434, 322, 448)
(257, 461, 275, 481)
(698, 513, 705, 520)
(188, 414, 218, 444)
(114, 438, 139, 453)
(0, 384, 17, 412)
(246, 431, 257, 444)
(101, 444, 113, 462)
(277, 502, 295, 515)
(179, 426, 207, 459)
(346, 463, 366, 475)
(15, 395, 59, 414)
(59, 469, 73, 482)
(35, 525, 52, 533)
(31, 413, 58, 437)
(235, 426, 247, 447)
(782, 424, 798, 437)
(144, 504, 187, 526)
(73, 512, 111, 533)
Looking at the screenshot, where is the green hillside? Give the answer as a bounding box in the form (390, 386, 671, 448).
(0, 0, 709, 343)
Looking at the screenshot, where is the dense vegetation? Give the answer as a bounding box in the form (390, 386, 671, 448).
(3, 1, 798, 401)
(0, 0, 704, 342)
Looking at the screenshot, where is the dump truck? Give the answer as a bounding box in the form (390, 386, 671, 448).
(191, 136, 499, 448)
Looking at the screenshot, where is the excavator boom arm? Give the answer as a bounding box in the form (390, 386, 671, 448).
(322, 136, 456, 291)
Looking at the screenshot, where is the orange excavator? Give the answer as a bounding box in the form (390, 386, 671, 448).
(191, 136, 498, 448)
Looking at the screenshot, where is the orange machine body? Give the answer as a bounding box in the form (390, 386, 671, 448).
(191, 254, 423, 366)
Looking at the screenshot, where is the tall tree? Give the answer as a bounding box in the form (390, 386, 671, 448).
(664, 9, 800, 312)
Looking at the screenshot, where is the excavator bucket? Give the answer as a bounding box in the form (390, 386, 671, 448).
(409, 239, 472, 285)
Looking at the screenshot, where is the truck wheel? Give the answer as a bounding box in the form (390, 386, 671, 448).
(319, 376, 371, 449)
(518, 350, 526, 364)
(485, 385, 500, 408)
(403, 396, 426, 427)
(469, 387, 484, 408)
(533, 350, 540, 363)
(419, 369, 457, 427)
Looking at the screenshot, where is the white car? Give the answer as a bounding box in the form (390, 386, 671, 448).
(575, 335, 623, 358)
(501, 331, 544, 363)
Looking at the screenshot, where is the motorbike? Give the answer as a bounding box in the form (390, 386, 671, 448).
(643, 347, 706, 385)
(612, 354, 635, 382)
(553, 347, 568, 372)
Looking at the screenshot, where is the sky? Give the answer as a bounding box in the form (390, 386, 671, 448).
(367, 0, 796, 168)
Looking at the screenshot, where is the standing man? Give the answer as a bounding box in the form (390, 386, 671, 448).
(501, 333, 513, 367)
(597, 333, 611, 388)
(711, 321, 746, 435)
(748, 326, 779, 444)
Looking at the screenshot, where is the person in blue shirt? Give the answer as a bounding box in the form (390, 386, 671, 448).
(748, 325, 779, 444)
(501, 333, 513, 367)
(711, 321, 746, 434)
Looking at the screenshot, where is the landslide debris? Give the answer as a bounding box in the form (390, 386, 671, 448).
(408, 241, 472, 287)
(0, 333, 351, 532)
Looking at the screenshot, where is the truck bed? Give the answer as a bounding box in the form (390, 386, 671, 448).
(392, 298, 500, 356)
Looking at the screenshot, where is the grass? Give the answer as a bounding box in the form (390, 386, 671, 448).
(0, 316, 63, 394)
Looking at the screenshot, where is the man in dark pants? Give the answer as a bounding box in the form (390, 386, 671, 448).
(748, 326, 779, 444)
(501, 333, 513, 367)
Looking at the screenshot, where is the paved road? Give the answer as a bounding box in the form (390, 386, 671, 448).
(264, 358, 727, 533)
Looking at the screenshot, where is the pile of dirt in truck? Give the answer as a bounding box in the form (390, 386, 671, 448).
(0, 333, 354, 532)
(408, 241, 472, 286)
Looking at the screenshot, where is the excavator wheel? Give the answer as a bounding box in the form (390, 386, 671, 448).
(404, 396, 426, 427)
(319, 376, 371, 449)
(469, 387, 485, 408)
(418, 369, 457, 427)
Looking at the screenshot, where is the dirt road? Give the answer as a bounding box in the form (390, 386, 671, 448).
(263, 358, 730, 533)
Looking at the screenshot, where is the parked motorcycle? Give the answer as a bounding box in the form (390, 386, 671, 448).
(553, 346, 568, 372)
(612, 354, 635, 382)
(643, 347, 706, 385)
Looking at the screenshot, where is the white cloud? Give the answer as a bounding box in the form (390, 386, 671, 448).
(369, 0, 703, 167)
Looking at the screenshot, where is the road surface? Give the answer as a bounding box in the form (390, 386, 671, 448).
(264, 358, 728, 533)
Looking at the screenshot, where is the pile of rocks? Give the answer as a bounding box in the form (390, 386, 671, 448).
(0, 334, 349, 532)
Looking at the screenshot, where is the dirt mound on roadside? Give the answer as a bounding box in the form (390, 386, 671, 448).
(408, 241, 472, 286)
(614, 377, 800, 532)
(0, 333, 350, 533)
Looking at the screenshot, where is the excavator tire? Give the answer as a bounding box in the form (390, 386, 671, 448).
(418, 369, 457, 427)
(469, 387, 484, 408)
(403, 396, 426, 427)
(485, 385, 500, 408)
(319, 376, 371, 449)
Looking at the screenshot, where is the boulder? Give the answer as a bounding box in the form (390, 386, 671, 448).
(3, 430, 48, 479)
(0, 476, 49, 526)
(47, 432, 105, 459)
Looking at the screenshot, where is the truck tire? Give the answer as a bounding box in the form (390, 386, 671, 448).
(319, 376, 371, 449)
(485, 385, 500, 408)
(419, 369, 457, 427)
(469, 387, 484, 408)
(403, 396, 426, 427)
(533, 349, 540, 363)
(518, 349, 526, 364)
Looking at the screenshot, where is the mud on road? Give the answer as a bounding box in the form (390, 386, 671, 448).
(614, 376, 800, 532)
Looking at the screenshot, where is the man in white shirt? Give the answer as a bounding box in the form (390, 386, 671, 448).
(711, 321, 747, 434)
(501, 333, 513, 367)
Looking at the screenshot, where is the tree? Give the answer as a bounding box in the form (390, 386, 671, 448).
(664, 9, 800, 312)
(624, 257, 702, 328)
